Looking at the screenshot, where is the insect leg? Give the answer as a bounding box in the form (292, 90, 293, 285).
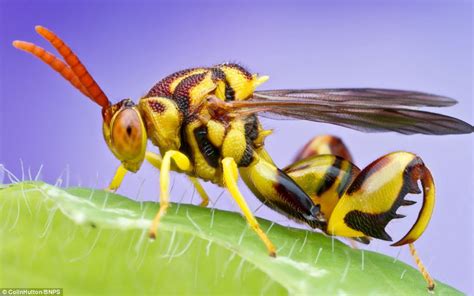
(106, 164, 128, 192)
(145, 151, 163, 168)
(149, 150, 191, 239)
(145, 151, 209, 207)
(188, 177, 210, 207)
(106, 152, 210, 208)
(105, 151, 161, 192)
(409, 243, 435, 291)
(222, 157, 276, 257)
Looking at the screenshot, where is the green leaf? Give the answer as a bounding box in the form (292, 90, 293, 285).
(0, 182, 460, 295)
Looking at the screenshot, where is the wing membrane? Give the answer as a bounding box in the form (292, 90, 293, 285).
(254, 88, 458, 108)
(215, 89, 473, 135)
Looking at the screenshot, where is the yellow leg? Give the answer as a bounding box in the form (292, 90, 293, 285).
(222, 157, 276, 257)
(149, 150, 191, 239)
(145, 151, 163, 168)
(409, 243, 435, 291)
(146, 151, 209, 207)
(105, 151, 163, 193)
(188, 176, 210, 207)
(105, 152, 160, 193)
(106, 164, 128, 192)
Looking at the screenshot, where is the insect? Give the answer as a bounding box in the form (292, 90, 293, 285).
(14, 26, 473, 291)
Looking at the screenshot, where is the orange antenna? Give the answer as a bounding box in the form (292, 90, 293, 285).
(34, 26, 110, 108)
(12, 41, 90, 98)
(13, 26, 110, 109)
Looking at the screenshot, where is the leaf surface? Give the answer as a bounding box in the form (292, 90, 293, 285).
(0, 182, 460, 295)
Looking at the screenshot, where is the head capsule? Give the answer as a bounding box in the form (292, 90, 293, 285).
(13, 26, 147, 173)
(102, 99, 147, 172)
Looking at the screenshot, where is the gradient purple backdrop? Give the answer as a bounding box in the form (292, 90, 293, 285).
(1, 0, 472, 293)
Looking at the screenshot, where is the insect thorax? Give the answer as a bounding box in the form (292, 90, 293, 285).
(138, 63, 271, 184)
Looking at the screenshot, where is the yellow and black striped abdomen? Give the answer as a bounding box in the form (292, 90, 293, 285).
(284, 155, 359, 221)
(327, 152, 435, 245)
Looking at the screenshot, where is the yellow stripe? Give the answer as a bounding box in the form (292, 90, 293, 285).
(169, 68, 208, 93)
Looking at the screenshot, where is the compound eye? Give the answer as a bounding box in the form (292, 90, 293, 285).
(111, 108, 144, 160)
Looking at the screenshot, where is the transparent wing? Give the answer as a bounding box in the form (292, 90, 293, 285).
(254, 88, 458, 108)
(209, 89, 473, 135)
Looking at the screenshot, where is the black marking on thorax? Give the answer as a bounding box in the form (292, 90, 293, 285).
(193, 125, 220, 168)
(179, 124, 193, 163)
(211, 67, 226, 81)
(211, 67, 235, 101)
(172, 73, 208, 116)
(148, 100, 165, 113)
(225, 85, 235, 101)
(220, 63, 253, 79)
(238, 115, 259, 167)
(239, 144, 254, 167)
(244, 115, 259, 141)
(146, 68, 201, 98)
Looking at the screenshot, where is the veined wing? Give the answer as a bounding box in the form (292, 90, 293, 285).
(254, 88, 458, 108)
(209, 89, 473, 135)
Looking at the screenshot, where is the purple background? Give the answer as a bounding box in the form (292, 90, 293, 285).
(1, 0, 472, 293)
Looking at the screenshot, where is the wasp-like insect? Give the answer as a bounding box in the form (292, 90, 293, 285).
(14, 26, 473, 291)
